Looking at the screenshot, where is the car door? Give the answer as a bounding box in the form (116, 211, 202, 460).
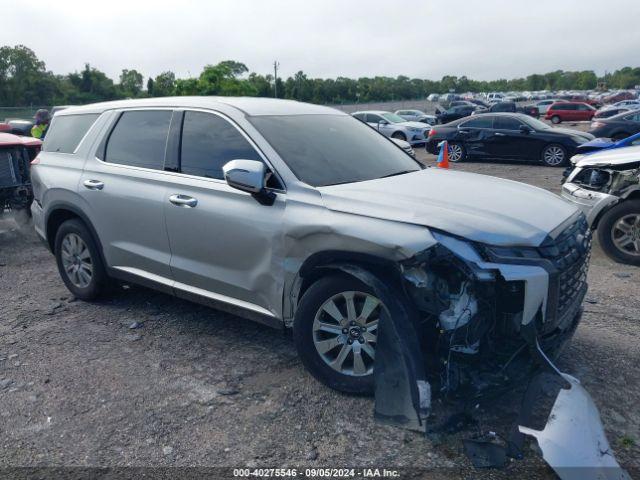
(79, 109, 175, 289)
(456, 116, 494, 157)
(163, 110, 286, 316)
(576, 104, 594, 121)
(366, 113, 393, 137)
(488, 116, 536, 159)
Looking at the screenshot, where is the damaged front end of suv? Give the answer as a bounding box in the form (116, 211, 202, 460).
(338, 213, 627, 478)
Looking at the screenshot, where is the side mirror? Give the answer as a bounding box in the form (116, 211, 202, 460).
(223, 159, 265, 193)
(377, 119, 389, 128)
(223, 159, 276, 206)
(519, 125, 532, 134)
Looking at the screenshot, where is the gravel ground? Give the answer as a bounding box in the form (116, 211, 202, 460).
(1, 148, 639, 479)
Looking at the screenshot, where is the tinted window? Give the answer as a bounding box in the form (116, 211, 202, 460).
(461, 116, 493, 128)
(249, 115, 420, 187)
(180, 111, 261, 180)
(105, 110, 172, 170)
(43, 114, 99, 153)
(353, 113, 365, 121)
(624, 112, 640, 122)
(556, 104, 576, 110)
(366, 113, 383, 123)
(494, 116, 522, 130)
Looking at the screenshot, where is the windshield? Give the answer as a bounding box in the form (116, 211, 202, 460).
(249, 115, 421, 187)
(381, 113, 406, 124)
(521, 115, 552, 130)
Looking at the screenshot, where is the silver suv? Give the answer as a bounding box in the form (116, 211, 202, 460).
(32, 97, 591, 397)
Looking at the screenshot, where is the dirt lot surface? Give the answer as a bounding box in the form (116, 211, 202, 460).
(1, 148, 639, 479)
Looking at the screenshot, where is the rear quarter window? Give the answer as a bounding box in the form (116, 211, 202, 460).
(43, 114, 100, 153)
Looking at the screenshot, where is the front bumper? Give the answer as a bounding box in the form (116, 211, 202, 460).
(407, 131, 429, 146)
(561, 182, 618, 227)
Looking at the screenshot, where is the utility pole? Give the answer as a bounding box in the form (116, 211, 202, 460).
(273, 61, 280, 98)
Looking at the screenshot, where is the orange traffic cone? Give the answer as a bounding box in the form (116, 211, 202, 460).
(436, 140, 450, 169)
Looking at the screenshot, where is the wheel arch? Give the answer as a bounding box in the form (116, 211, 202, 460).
(284, 250, 404, 326)
(45, 202, 107, 268)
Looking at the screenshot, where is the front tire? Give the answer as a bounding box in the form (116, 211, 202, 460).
(597, 201, 640, 266)
(391, 131, 407, 142)
(293, 274, 383, 395)
(54, 218, 110, 300)
(541, 143, 567, 167)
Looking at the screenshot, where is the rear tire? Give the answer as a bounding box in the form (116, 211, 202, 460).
(447, 142, 466, 162)
(293, 274, 383, 395)
(54, 218, 110, 300)
(551, 115, 561, 124)
(597, 201, 640, 266)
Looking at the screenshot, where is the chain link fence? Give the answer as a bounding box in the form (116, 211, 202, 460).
(0, 106, 51, 122)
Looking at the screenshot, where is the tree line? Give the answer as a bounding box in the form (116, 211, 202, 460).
(1, 45, 639, 108)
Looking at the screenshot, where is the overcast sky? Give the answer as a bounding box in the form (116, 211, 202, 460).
(2, 0, 638, 82)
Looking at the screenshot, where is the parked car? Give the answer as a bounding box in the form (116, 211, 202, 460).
(602, 91, 636, 104)
(589, 110, 640, 140)
(593, 107, 631, 119)
(0, 133, 42, 225)
(427, 93, 439, 102)
(485, 92, 505, 102)
(535, 99, 565, 115)
(0, 123, 10, 133)
(562, 145, 640, 265)
(426, 113, 594, 166)
(394, 109, 437, 126)
(31, 97, 590, 404)
(435, 105, 478, 124)
(485, 101, 539, 118)
(609, 100, 640, 110)
(573, 131, 640, 158)
(545, 102, 596, 124)
(7, 119, 34, 136)
(352, 111, 430, 145)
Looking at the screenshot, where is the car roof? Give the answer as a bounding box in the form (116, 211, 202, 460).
(351, 110, 391, 115)
(58, 97, 344, 117)
(603, 110, 638, 122)
(0, 132, 42, 147)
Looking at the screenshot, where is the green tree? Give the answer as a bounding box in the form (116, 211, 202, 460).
(152, 71, 176, 97)
(118, 69, 144, 97)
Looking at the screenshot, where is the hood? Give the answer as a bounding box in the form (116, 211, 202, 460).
(318, 169, 578, 247)
(548, 128, 594, 141)
(575, 137, 614, 153)
(575, 145, 640, 168)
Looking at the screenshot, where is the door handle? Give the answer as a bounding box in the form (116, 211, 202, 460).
(83, 179, 104, 190)
(458, 130, 470, 134)
(169, 194, 198, 208)
(494, 132, 506, 137)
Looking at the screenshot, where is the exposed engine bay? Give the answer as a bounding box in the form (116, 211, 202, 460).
(0, 144, 36, 213)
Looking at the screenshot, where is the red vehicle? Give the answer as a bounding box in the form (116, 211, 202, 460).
(545, 102, 596, 124)
(0, 133, 42, 224)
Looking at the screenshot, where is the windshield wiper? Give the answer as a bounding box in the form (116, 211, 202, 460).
(380, 169, 418, 179)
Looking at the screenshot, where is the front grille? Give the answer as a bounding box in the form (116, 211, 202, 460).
(538, 215, 591, 324)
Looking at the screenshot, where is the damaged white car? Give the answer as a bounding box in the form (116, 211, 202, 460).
(563, 145, 640, 265)
(31, 98, 626, 476)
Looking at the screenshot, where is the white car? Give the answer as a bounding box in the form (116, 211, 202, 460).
(607, 100, 640, 110)
(352, 110, 430, 145)
(395, 109, 437, 126)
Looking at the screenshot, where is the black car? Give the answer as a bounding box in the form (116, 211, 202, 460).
(589, 110, 640, 140)
(426, 113, 594, 166)
(435, 105, 478, 124)
(487, 101, 540, 118)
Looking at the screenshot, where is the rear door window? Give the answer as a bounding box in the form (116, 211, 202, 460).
(105, 110, 172, 170)
(461, 116, 493, 128)
(180, 111, 262, 180)
(43, 114, 99, 153)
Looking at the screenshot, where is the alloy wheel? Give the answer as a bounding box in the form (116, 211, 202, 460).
(312, 291, 381, 377)
(611, 214, 640, 257)
(543, 145, 565, 166)
(60, 233, 93, 288)
(448, 143, 463, 162)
